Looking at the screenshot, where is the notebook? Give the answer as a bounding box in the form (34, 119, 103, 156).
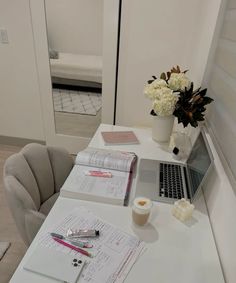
(24, 246, 85, 283)
(101, 131, 139, 145)
(135, 130, 213, 203)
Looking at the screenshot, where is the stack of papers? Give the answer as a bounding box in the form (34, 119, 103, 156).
(38, 206, 146, 283)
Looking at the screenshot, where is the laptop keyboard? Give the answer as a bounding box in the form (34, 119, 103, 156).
(160, 163, 184, 199)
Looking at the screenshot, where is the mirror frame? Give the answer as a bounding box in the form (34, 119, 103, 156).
(30, 0, 120, 153)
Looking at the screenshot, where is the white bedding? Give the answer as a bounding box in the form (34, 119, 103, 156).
(50, 53, 102, 84)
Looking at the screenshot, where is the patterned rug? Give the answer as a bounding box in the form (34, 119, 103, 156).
(53, 89, 102, 116)
(0, 242, 10, 260)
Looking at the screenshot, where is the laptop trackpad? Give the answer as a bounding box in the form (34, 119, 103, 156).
(135, 159, 160, 200)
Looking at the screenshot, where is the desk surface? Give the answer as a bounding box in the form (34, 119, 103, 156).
(89, 124, 179, 162)
(10, 124, 225, 283)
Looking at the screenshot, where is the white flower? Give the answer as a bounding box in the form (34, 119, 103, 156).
(168, 73, 191, 92)
(152, 89, 179, 116)
(144, 79, 167, 100)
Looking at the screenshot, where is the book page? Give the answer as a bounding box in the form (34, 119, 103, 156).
(75, 148, 137, 172)
(62, 165, 129, 204)
(38, 206, 146, 283)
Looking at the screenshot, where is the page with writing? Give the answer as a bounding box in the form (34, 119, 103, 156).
(38, 206, 146, 283)
(60, 165, 129, 205)
(75, 148, 137, 172)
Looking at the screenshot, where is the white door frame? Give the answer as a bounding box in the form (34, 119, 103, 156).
(30, 0, 120, 153)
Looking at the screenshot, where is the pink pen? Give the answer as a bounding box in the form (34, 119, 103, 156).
(52, 237, 93, 258)
(84, 170, 112, 178)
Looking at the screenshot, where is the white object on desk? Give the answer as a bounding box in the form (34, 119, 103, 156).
(172, 198, 195, 222)
(24, 246, 85, 283)
(37, 206, 145, 283)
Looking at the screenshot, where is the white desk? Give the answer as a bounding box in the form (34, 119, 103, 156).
(10, 124, 225, 283)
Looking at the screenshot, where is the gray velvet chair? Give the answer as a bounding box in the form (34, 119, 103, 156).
(3, 143, 73, 246)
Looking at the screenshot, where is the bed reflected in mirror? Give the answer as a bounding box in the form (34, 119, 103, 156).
(45, 0, 103, 138)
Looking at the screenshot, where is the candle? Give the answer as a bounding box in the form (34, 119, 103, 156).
(172, 198, 194, 222)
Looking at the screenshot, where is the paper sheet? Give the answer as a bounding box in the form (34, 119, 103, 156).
(38, 207, 145, 283)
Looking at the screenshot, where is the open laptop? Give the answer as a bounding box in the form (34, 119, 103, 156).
(135, 130, 213, 203)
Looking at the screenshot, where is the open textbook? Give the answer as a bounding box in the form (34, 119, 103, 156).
(37, 206, 146, 283)
(60, 148, 137, 205)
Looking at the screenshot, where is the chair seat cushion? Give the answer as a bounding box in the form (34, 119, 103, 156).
(39, 193, 59, 216)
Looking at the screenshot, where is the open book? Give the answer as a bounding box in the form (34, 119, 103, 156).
(60, 148, 137, 205)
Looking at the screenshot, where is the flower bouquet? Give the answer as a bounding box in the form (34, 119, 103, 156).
(144, 65, 214, 128)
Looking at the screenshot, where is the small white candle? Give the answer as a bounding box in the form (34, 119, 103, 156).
(172, 198, 194, 222)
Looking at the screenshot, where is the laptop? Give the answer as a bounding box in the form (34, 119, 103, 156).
(135, 130, 213, 203)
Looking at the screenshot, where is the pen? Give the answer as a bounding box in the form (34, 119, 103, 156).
(50, 233, 93, 248)
(52, 237, 93, 258)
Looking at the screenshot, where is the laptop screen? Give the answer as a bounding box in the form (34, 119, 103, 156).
(187, 132, 212, 198)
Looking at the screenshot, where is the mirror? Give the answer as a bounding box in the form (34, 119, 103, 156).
(45, 0, 103, 138)
(30, 0, 118, 153)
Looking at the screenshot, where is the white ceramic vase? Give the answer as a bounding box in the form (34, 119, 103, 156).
(152, 115, 174, 142)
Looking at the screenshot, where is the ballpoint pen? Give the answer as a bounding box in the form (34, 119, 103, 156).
(52, 237, 93, 258)
(50, 232, 93, 248)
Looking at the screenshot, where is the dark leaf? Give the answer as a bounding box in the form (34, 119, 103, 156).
(173, 81, 213, 128)
(160, 72, 166, 80)
(171, 66, 178, 73)
(202, 97, 214, 104)
(193, 87, 201, 95)
(150, 109, 157, 116)
(167, 71, 171, 80)
(198, 88, 207, 97)
(190, 120, 198, 128)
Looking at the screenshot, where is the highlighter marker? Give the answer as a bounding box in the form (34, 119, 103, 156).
(50, 232, 93, 248)
(52, 237, 93, 258)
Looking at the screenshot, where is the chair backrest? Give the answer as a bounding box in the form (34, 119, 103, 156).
(3, 143, 73, 245)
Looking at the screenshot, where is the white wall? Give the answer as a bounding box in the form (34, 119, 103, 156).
(202, 0, 236, 282)
(45, 0, 103, 55)
(116, 0, 222, 127)
(205, 0, 236, 186)
(0, 0, 45, 140)
(203, 132, 236, 283)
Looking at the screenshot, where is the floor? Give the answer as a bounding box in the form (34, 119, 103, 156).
(53, 88, 102, 116)
(53, 86, 102, 138)
(54, 108, 101, 138)
(0, 144, 27, 283)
